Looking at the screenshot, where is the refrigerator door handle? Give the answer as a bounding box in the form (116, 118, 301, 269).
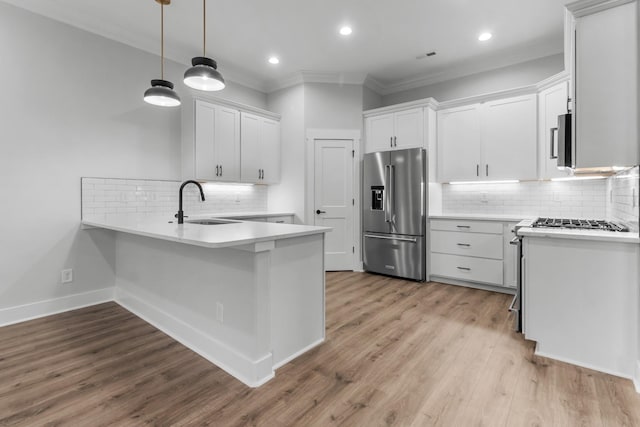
(384, 165, 391, 223)
(389, 164, 395, 223)
(364, 234, 417, 243)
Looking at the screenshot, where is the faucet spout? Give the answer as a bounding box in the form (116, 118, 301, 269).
(176, 180, 205, 224)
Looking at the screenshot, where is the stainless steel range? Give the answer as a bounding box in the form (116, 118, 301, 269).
(532, 218, 629, 232)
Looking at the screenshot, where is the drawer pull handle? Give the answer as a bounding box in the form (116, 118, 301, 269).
(456, 225, 471, 229)
(456, 267, 471, 271)
(457, 243, 471, 247)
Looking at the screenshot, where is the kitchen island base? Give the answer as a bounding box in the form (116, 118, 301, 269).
(523, 236, 639, 390)
(113, 231, 325, 387)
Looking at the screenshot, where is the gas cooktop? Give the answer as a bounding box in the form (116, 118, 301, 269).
(533, 218, 629, 232)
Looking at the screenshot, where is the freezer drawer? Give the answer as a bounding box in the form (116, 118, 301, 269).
(363, 233, 425, 281)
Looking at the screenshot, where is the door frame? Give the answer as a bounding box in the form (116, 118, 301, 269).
(305, 129, 362, 272)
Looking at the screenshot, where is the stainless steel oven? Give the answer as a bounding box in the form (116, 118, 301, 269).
(509, 219, 534, 332)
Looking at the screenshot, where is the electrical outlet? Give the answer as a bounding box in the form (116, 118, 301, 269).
(216, 302, 224, 323)
(61, 269, 73, 284)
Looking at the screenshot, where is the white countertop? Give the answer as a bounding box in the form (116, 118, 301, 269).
(82, 215, 330, 249)
(517, 227, 640, 244)
(429, 213, 535, 222)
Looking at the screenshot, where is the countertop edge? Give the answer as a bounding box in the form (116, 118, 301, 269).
(518, 227, 640, 244)
(81, 220, 331, 249)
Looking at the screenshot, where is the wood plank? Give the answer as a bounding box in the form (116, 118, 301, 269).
(0, 272, 638, 426)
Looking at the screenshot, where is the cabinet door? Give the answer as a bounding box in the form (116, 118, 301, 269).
(393, 108, 424, 149)
(260, 118, 281, 184)
(539, 82, 571, 179)
(437, 105, 482, 182)
(481, 94, 537, 181)
(240, 112, 261, 183)
(574, 1, 638, 168)
(215, 106, 240, 182)
(365, 113, 394, 153)
(194, 100, 217, 181)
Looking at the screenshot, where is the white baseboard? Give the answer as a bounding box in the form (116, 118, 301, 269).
(0, 288, 114, 327)
(534, 345, 633, 381)
(273, 338, 324, 370)
(114, 287, 274, 388)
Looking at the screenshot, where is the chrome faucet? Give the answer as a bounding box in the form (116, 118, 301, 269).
(176, 180, 205, 224)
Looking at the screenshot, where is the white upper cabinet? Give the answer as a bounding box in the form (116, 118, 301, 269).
(538, 81, 571, 179)
(437, 94, 537, 182)
(481, 94, 537, 181)
(365, 113, 395, 152)
(240, 112, 281, 184)
(183, 98, 280, 184)
(569, 0, 638, 168)
(364, 107, 424, 153)
(437, 104, 482, 182)
(194, 100, 240, 182)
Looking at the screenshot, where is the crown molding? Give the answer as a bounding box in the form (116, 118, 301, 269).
(369, 47, 563, 96)
(265, 71, 368, 93)
(363, 98, 440, 117)
(566, 0, 635, 17)
(535, 71, 570, 92)
(363, 75, 387, 95)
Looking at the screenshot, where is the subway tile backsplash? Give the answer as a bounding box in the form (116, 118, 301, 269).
(81, 177, 268, 220)
(606, 166, 639, 231)
(442, 179, 608, 219)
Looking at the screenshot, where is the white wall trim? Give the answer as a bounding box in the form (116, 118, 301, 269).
(266, 71, 368, 93)
(191, 95, 281, 121)
(534, 346, 635, 381)
(363, 98, 440, 117)
(566, 0, 635, 17)
(0, 288, 114, 327)
(535, 71, 570, 92)
(305, 129, 362, 271)
(114, 286, 275, 388)
(634, 361, 640, 393)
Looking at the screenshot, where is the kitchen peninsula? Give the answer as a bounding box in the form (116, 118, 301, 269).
(83, 216, 330, 387)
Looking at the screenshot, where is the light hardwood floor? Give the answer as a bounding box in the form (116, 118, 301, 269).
(1, 272, 639, 426)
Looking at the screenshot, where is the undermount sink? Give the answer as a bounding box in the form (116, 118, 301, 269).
(185, 219, 236, 225)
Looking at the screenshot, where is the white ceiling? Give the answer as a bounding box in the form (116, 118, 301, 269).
(2, 0, 569, 93)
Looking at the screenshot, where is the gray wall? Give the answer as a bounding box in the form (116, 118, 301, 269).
(304, 83, 364, 130)
(363, 85, 383, 111)
(381, 53, 564, 105)
(0, 3, 266, 312)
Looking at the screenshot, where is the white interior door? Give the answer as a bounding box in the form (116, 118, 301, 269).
(313, 139, 354, 271)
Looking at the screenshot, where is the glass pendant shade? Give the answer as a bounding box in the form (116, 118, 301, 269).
(144, 79, 181, 107)
(184, 56, 225, 91)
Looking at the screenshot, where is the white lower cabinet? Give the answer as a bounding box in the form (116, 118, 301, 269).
(429, 218, 518, 290)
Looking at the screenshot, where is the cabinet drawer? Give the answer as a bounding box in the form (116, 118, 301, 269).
(430, 219, 502, 234)
(267, 215, 293, 224)
(430, 253, 503, 286)
(430, 230, 503, 260)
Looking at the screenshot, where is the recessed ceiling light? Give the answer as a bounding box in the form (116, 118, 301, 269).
(478, 32, 493, 41)
(339, 26, 353, 36)
(268, 56, 280, 65)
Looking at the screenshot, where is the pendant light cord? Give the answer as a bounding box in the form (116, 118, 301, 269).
(203, 0, 206, 57)
(161, 2, 165, 80)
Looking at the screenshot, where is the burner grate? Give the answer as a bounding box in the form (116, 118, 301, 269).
(533, 218, 628, 232)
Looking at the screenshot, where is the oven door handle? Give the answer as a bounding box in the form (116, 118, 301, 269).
(509, 236, 520, 245)
(508, 294, 518, 312)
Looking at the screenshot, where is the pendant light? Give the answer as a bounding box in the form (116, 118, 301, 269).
(144, 0, 181, 107)
(183, 0, 225, 91)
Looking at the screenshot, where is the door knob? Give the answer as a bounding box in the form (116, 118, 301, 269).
(316, 209, 326, 214)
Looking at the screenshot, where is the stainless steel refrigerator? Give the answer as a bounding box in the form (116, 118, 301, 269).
(363, 148, 426, 281)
